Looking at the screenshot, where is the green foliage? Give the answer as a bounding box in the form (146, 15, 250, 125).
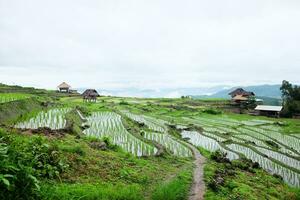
(65, 109, 83, 136)
(3, 133, 69, 180)
(280, 80, 300, 117)
(202, 108, 222, 115)
(151, 170, 192, 200)
(40, 183, 144, 200)
(203, 151, 300, 200)
(119, 100, 130, 105)
(0, 138, 40, 200)
(0, 97, 43, 125)
(0, 93, 32, 103)
(101, 136, 120, 151)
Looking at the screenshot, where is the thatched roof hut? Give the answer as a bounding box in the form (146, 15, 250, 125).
(82, 89, 99, 102)
(57, 82, 71, 93)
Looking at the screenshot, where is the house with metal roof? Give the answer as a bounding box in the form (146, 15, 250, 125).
(255, 105, 283, 117)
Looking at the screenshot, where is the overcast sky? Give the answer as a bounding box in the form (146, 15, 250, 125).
(0, 0, 299, 90)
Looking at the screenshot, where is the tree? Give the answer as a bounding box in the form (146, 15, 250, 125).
(280, 80, 300, 117)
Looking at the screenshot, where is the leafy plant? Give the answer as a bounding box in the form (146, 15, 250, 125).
(0, 138, 40, 200)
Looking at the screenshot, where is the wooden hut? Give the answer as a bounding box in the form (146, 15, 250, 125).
(229, 88, 255, 105)
(57, 82, 71, 93)
(229, 88, 255, 98)
(82, 89, 100, 102)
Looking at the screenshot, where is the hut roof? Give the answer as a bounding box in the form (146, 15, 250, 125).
(229, 88, 255, 97)
(255, 105, 283, 112)
(58, 82, 71, 88)
(232, 95, 248, 101)
(82, 89, 100, 97)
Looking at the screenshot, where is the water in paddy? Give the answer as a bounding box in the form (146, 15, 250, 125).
(254, 146, 300, 170)
(144, 132, 192, 157)
(181, 131, 239, 160)
(227, 144, 300, 187)
(121, 110, 168, 133)
(83, 112, 157, 156)
(15, 108, 71, 130)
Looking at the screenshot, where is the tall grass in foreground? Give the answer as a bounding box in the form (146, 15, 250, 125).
(151, 170, 192, 200)
(40, 183, 143, 200)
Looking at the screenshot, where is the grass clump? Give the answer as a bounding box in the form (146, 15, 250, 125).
(151, 169, 192, 200)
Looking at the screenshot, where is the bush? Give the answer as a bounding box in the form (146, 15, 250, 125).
(119, 100, 129, 105)
(0, 139, 40, 200)
(265, 140, 279, 149)
(7, 135, 69, 179)
(202, 108, 222, 115)
(211, 150, 230, 163)
(27, 137, 69, 179)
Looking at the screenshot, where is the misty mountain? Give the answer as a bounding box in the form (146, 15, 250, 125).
(193, 85, 282, 99)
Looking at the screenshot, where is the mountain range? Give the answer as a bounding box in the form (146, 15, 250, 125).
(76, 84, 282, 99)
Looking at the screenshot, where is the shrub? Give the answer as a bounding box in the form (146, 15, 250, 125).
(0, 139, 40, 200)
(119, 100, 129, 105)
(265, 140, 279, 149)
(211, 150, 230, 163)
(202, 108, 222, 115)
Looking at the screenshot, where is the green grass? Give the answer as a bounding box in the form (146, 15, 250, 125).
(0, 93, 33, 103)
(198, 148, 300, 200)
(40, 183, 143, 200)
(0, 97, 44, 125)
(151, 169, 193, 200)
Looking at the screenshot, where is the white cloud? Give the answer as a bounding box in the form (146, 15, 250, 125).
(0, 0, 300, 89)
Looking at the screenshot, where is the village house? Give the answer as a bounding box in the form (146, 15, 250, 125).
(82, 89, 100, 102)
(57, 82, 71, 93)
(228, 88, 255, 105)
(254, 105, 283, 118)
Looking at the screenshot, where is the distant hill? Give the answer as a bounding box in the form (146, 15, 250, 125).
(192, 85, 282, 99)
(191, 85, 283, 105)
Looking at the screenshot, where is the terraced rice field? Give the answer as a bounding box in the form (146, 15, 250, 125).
(0, 93, 32, 103)
(182, 115, 300, 186)
(121, 110, 168, 133)
(144, 132, 192, 157)
(121, 111, 193, 157)
(181, 131, 239, 160)
(83, 112, 157, 156)
(228, 144, 300, 186)
(15, 108, 71, 130)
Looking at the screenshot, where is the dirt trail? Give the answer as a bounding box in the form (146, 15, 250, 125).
(185, 142, 206, 200)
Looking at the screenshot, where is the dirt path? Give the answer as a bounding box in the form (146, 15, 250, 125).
(185, 142, 206, 200)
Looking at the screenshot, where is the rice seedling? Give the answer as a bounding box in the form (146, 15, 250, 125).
(143, 132, 192, 157)
(83, 112, 157, 156)
(15, 108, 71, 130)
(233, 135, 270, 148)
(253, 146, 300, 170)
(202, 132, 227, 142)
(227, 144, 300, 186)
(247, 127, 300, 153)
(121, 110, 168, 133)
(181, 131, 238, 160)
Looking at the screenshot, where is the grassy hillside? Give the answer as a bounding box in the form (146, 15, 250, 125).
(0, 84, 299, 200)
